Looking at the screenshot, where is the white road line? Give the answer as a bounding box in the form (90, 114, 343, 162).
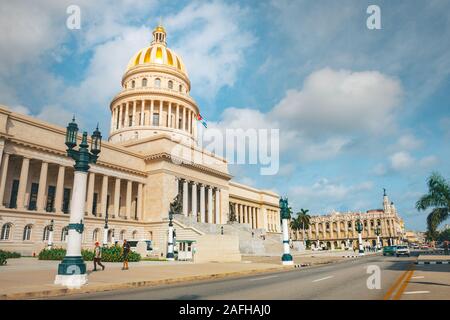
(312, 276, 334, 283)
(403, 291, 430, 295)
(249, 275, 279, 281)
(411, 276, 425, 279)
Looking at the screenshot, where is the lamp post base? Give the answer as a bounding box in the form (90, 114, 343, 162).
(358, 250, 365, 256)
(54, 274, 87, 288)
(281, 253, 293, 265)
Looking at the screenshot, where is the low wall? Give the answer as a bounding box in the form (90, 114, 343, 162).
(194, 234, 241, 263)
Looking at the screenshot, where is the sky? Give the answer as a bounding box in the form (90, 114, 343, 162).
(0, 0, 449, 231)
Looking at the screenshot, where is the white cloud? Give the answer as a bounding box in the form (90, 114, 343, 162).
(166, 1, 256, 99)
(419, 155, 438, 168)
(390, 151, 415, 171)
(396, 134, 423, 151)
(271, 68, 403, 137)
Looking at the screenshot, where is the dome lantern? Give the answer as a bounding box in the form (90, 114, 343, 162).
(152, 24, 166, 46)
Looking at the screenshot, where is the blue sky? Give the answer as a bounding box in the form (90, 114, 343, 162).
(0, 0, 449, 231)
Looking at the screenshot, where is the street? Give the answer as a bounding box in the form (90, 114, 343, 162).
(56, 252, 449, 300)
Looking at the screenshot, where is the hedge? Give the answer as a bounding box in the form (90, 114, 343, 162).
(0, 253, 7, 266)
(38, 246, 140, 262)
(0, 250, 21, 259)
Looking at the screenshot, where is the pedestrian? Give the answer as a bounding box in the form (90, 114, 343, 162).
(93, 241, 105, 271)
(121, 239, 130, 270)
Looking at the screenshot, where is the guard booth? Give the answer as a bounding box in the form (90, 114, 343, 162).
(176, 240, 196, 261)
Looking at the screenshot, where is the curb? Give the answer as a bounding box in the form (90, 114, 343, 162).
(0, 265, 294, 300)
(415, 261, 450, 265)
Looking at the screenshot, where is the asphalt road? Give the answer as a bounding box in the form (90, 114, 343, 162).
(58, 253, 426, 300)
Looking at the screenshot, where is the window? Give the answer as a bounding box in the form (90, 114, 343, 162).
(1, 223, 12, 240)
(131, 80, 135, 88)
(43, 225, 51, 241)
(179, 85, 183, 92)
(46, 186, 56, 212)
(92, 193, 98, 216)
(93, 229, 100, 242)
(28, 183, 39, 210)
(348, 222, 352, 228)
(62, 188, 71, 214)
(106, 195, 110, 216)
(132, 230, 137, 240)
(61, 227, 69, 242)
(120, 230, 126, 241)
(155, 78, 161, 88)
(134, 197, 138, 218)
(129, 115, 133, 126)
(168, 80, 173, 89)
(23, 224, 32, 241)
(142, 78, 147, 87)
(9, 180, 19, 209)
(153, 113, 160, 126)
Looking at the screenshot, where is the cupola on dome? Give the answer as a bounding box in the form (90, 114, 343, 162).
(126, 24, 187, 76)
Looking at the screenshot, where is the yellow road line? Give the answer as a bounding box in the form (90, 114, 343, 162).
(393, 269, 415, 300)
(383, 264, 413, 300)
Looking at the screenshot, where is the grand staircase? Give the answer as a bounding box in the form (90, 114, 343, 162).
(173, 215, 283, 256)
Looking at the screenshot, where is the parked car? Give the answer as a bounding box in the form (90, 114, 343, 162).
(395, 245, 410, 257)
(383, 246, 397, 256)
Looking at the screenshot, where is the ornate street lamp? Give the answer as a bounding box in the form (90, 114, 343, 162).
(355, 219, 364, 256)
(55, 118, 101, 288)
(280, 197, 293, 265)
(47, 219, 54, 250)
(103, 212, 109, 247)
(166, 210, 175, 261)
(374, 225, 381, 251)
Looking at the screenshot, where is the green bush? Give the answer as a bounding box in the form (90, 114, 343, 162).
(0, 250, 21, 259)
(38, 246, 140, 262)
(0, 252, 7, 265)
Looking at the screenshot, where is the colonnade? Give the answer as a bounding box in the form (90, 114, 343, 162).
(180, 179, 221, 224)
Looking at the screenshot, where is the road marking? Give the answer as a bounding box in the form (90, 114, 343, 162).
(393, 269, 415, 300)
(403, 291, 430, 295)
(383, 264, 413, 300)
(249, 275, 278, 281)
(312, 276, 334, 282)
(411, 276, 424, 279)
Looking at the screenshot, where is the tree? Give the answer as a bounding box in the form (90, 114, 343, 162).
(416, 172, 450, 240)
(290, 216, 302, 240)
(297, 209, 311, 241)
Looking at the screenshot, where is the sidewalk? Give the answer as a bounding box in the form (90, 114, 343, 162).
(0, 258, 293, 300)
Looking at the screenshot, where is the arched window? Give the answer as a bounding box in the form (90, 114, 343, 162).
(348, 222, 352, 228)
(43, 226, 51, 241)
(93, 228, 100, 242)
(61, 226, 69, 242)
(168, 80, 173, 89)
(23, 224, 32, 241)
(131, 80, 135, 88)
(179, 84, 183, 92)
(1, 223, 12, 240)
(120, 230, 126, 241)
(142, 78, 147, 87)
(132, 230, 138, 240)
(154, 78, 161, 88)
(326, 222, 330, 230)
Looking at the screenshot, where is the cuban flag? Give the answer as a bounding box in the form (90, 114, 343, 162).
(197, 113, 208, 128)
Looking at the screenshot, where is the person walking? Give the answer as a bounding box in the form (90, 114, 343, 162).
(93, 242, 105, 271)
(122, 239, 130, 270)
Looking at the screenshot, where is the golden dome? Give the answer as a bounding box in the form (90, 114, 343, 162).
(125, 25, 187, 76)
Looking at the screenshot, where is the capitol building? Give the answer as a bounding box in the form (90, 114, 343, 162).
(0, 25, 281, 261)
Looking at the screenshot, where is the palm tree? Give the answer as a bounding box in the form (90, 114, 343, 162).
(290, 215, 302, 240)
(416, 172, 450, 241)
(297, 209, 311, 242)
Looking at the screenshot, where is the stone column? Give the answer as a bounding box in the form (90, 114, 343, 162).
(137, 183, 143, 220)
(215, 188, 220, 224)
(55, 165, 65, 213)
(0, 153, 10, 207)
(176, 104, 180, 129)
(36, 161, 48, 211)
(17, 157, 30, 210)
(125, 180, 132, 219)
(100, 175, 108, 218)
(200, 184, 205, 223)
(124, 102, 129, 127)
(182, 180, 188, 216)
(207, 186, 213, 223)
(110, 109, 115, 132)
(182, 106, 186, 131)
(132, 100, 136, 126)
(168, 102, 172, 128)
(150, 100, 154, 125)
(191, 182, 197, 219)
(159, 101, 163, 126)
(118, 104, 123, 129)
(188, 110, 192, 134)
(113, 178, 121, 218)
(85, 172, 95, 215)
(141, 100, 145, 125)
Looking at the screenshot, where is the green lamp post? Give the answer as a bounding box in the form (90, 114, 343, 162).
(47, 219, 54, 250)
(167, 210, 175, 261)
(355, 219, 364, 256)
(374, 225, 381, 251)
(280, 197, 293, 265)
(54, 118, 101, 288)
